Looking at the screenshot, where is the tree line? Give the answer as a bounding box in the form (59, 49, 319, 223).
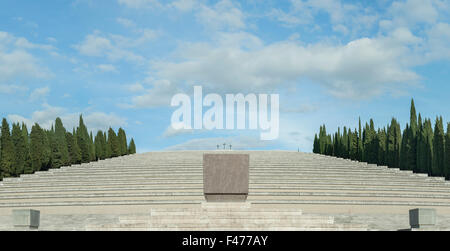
(0, 115, 136, 180)
(313, 99, 450, 180)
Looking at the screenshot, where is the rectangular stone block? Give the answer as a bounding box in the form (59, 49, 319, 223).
(409, 208, 436, 228)
(203, 154, 249, 202)
(13, 209, 40, 229)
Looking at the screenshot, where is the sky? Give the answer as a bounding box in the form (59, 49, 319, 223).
(0, 0, 449, 153)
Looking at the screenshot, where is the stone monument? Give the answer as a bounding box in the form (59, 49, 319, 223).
(203, 153, 249, 202)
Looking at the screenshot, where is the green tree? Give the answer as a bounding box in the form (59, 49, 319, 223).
(432, 117, 445, 176)
(1, 118, 15, 178)
(11, 123, 27, 176)
(103, 131, 110, 159)
(445, 123, 450, 179)
(409, 99, 418, 171)
(76, 115, 90, 163)
(349, 129, 358, 160)
(117, 128, 128, 156)
(89, 131, 96, 161)
(387, 118, 402, 169)
(66, 131, 81, 165)
(108, 128, 120, 157)
(342, 126, 349, 158)
(377, 128, 387, 166)
(21, 123, 32, 174)
(128, 138, 136, 154)
(30, 123, 51, 172)
(400, 124, 412, 170)
(313, 134, 320, 153)
(95, 130, 106, 160)
(50, 118, 70, 169)
(357, 118, 363, 161)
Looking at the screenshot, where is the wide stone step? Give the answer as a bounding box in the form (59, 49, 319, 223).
(3, 185, 450, 196)
(31, 170, 426, 178)
(85, 223, 366, 231)
(3, 178, 447, 187)
(15, 175, 438, 184)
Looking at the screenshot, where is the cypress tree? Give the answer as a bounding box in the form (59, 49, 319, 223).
(424, 119, 434, 176)
(50, 118, 69, 169)
(357, 118, 363, 161)
(409, 99, 418, 171)
(445, 123, 450, 179)
(432, 117, 445, 176)
(117, 128, 128, 156)
(333, 132, 339, 157)
(363, 120, 377, 164)
(417, 115, 428, 174)
(387, 118, 402, 169)
(377, 128, 387, 166)
(349, 129, 358, 160)
(108, 128, 120, 158)
(400, 124, 411, 170)
(95, 130, 105, 160)
(1, 118, 15, 177)
(326, 134, 333, 156)
(342, 126, 348, 158)
(66, 131, 81, 165)
(11, 123, 27, 176)
(318, 125, 328, 154)
(313, 134, 320, 153)
(128, 138, 136, 154)
(21, 123, 32, 174)
(89, 131, 96, 161)
(103, 131, 110, 159)
(30, 123, 51, 172)
(76, 115, 90, 163)
(55, 118, 69, 166)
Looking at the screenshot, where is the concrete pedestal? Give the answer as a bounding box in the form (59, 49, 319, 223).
(203, 154, 249, 202)
(13, 209, 40, 229)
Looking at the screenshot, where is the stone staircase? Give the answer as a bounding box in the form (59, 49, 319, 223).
(1, 151, 450, 230)
(86, 202, 366, 231)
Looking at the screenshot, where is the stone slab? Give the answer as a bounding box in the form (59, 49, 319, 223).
(409, 208, 436, 228)
(12, 209, 40, 229)
(203, 154, 249, 202)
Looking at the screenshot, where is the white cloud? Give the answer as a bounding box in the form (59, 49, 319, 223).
(0, 31, 53, 83)
(270, 0, 378, 35)
(389, 0, 439, 26)
(29, 86, 50, 101)
(152, 32, 420, 99)
(0, 50, 50, 82)
(267, 8, 310, 27)
(97, 64, 118, 73)
(127, 83, 145, 92)
(162, 125, 194, 138)
(196, 0, 246, 31)
(74, 30, 156, 63)
(8, 104, 127, 133)
(426, 22, 450, 60)
(169, 0, 198, 12)
(117, 0, 162, 8)
(0, 84, 28, 94)
(116, 17, 136, 28)
(130, 79, 181, 108)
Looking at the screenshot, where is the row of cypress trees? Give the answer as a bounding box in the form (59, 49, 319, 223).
(313, 99, 450, 180)
(0, 115, 136, 180)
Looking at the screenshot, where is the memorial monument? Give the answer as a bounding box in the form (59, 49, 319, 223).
(203, 153, 249, 202)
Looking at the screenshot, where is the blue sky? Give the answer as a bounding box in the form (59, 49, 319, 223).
(1, 0, 449, 152)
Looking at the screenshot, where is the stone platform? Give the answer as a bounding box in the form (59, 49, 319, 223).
(1, 151, 450, 230)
